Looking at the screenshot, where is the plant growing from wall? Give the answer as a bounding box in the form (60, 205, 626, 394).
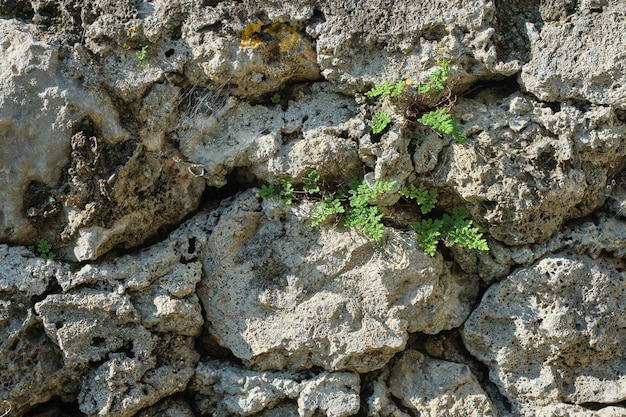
(136, 41, 150, 61)
(364, 58, 466, 144)
(258, 171, 488, 254)
(258, 170, 394, 241)
(371, 112, 393, 134)
(28, 239, 56, 261)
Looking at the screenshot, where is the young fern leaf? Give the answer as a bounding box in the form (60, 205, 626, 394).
(311, 193, 345, 227)
(441, 209, 489, 251)
(411, 218, 444, 256)
(418, 108, 466, 144)
(400, 184, 437, 214)
(280, 178, 294, 205)
(372, 112, 393, 134)
(345, 180, 395, 241)
(303, 170, 321, 194)
(365, 80, 406, 98)
(258, 184, 278, 199)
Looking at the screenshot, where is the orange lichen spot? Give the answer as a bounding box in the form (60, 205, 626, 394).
(240, 20, 299, 53)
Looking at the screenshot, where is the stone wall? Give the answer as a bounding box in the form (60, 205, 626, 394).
(1, 1, 625, 416)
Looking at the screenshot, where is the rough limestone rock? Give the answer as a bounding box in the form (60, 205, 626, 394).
(182, 2, 321, 98)
(520, 2, 626, 108)
(0, 246, 74, 415)
(311, 0, 500, 94)
(191, 360, 360, 417)
(0, 19, 127, 246)
(490, 214, 626, 271)
(388, 350, 498, 417)
(32, 230, 204, 417)
(462, 253, 626, 415)
(0, 19, 206, 262)
(198, 190, 478, 372)
(178, 82, 362, 187)
(2, 0, 626, 416)
(429, 91, 626, 245)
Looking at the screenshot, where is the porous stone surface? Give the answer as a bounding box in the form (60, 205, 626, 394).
(520, 2, 626, 108)
(0, 19, 206, 262)
(2, 0, 626, 416)
(191, 360, 360, 417)
(428, 91, 626, 245)
(388, 350, 498, 417)
(310, 0, 501, 94)
(462, 253, 626, 415)
(197, 190, 478, 372)
(32, 231, 204, 417)
(0, 246, 74, 414)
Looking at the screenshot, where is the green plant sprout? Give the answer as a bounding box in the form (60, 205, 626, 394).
(400, 183, 437, 214)
(136, 41, 150, 61)
(418, 108, 466, 144)
(280, 177, 295, 205)
(258, 171, 488, 254)
(311, 192, 345, 227)
(303, 170, 321, 194)
(412, 208, 488, 256)
(271, 93, 281, 104)
(258, 184, 278, 200)
(372, 112, 393, 134)
(28, 239, 56, 261)
(344, 179, 396, 241)
(364, 58, 466, 144)
(365, 80, 406, 98)
(417, 58, 449, 93)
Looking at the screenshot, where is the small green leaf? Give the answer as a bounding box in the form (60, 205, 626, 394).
(303, 170, 321, 194)
(280, 177, 294, 205)
(258, 184, 277, 199)
(372, 112, 393, 134)
(37, 239, 52, 254)
(136, 41, 150, 61)
(412, 218, 444, 256)
(418, 108, 466, 144)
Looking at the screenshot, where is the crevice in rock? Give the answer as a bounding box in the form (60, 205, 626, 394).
(200, 167, 260, 210)
(0, 0, 35, 21)
(22, 396, 85, 417)
(29, 276, 63, 305)
(576, 400, 626, 410)
(461, 74, 520, 101)
(194, 290, 241, 365)
(388, 391, 417, 417)
(355, 369, 383, 417)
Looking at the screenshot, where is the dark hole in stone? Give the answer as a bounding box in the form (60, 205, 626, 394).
(23, 395, 85, 417)
(91, 336, 105, 346)
(164, 48, 175, 57)
(23, 181, 60, 226)
(187, 237, 196, 254)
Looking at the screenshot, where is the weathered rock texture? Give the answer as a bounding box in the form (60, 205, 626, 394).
(463, 253, 626, 415)
(197, 191, 477, 372)
(1, 0, 626, 416)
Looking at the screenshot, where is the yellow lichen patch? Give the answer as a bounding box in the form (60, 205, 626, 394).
(265, 23, 298, 52)
(240, 21, 299, 53)
(240, 20, 264, 49)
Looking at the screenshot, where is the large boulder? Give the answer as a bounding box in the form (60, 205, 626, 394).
(463, 252, 626, 415)
(197, 190, 478, 372)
